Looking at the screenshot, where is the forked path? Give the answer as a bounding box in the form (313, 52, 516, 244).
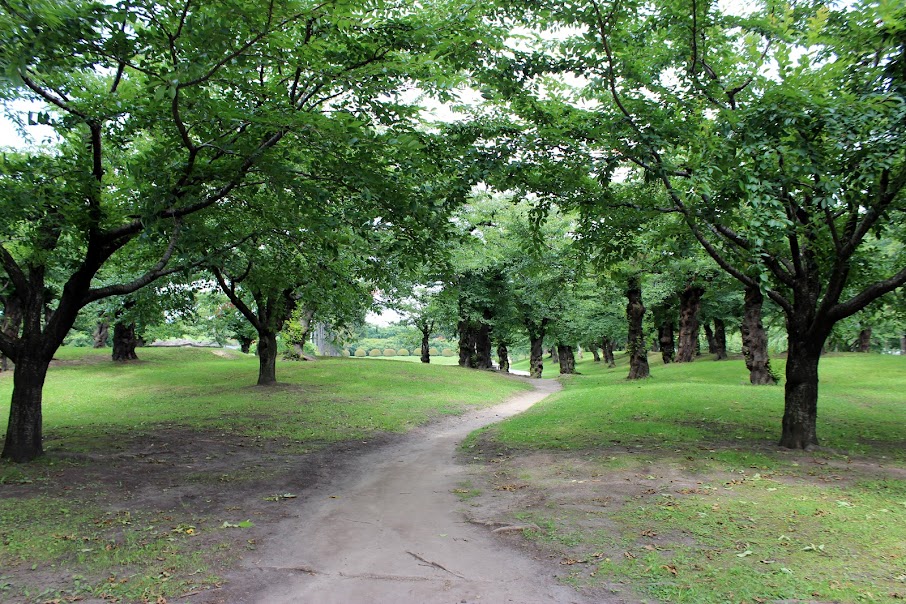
(236, 378, 594, 604)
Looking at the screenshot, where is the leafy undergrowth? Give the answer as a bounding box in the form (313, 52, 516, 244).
(467, 353, 906, 603)
(0, 347, 530, 602)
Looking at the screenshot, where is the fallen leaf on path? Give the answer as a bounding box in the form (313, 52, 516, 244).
(662, 564, 678, 576)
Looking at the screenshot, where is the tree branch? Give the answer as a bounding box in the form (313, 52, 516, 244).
(212, 266, 263, 332)
(827, 266, 906, 322)
(18, 71, 88, 119)
(0, 244, 28, 293)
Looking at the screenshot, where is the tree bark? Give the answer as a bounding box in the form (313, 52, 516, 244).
(2, 353, 50, 462)
(856, 328, 872, 352)
(526, 319, 548, 379)
(557, 344, 577, 375)
(458, 320, 476, 368)
(111, 322, 138, 362)
(588, 344, 601, 362)
(704, 322, 717, 354)
(626, 277, 649, 379)
(420, 325, 431, 363)
(475, 314, 493, 369)
(779, 330, 827, 449)
(713, 318, 728, 360)
(93, 322, 109, 348)
(602, 337, 616, 367)
(497, 342, 509, 373)
(677, 285, 704, 362)
(238, 336, 254, 355)
(658, 322, 675, 364)
(550, 346, 559, 363)
(256, 331, 278, 386)
(741, 286, 777, 385)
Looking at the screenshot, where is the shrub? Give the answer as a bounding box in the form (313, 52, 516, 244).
(397, 348, 410, 356)
(441, 348, 455, 357)
(354, 349, 366, 357)
(429, 347, 440, 356)
(369, 348, 382, 357)
(342, 349, 351, 357)
(383, 348, 397, 357)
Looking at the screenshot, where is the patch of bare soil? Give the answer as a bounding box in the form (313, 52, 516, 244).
(1, 427, 398, 602)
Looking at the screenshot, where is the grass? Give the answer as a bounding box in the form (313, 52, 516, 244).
(468, 352, 906, 603)
(1, 347, 530, 453)
(0, 347, 530, 602)
(354, 354, 461, 365)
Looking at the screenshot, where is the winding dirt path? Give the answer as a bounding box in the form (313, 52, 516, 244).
(208, 377, 597, 604)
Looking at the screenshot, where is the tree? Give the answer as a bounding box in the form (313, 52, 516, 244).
(505, 0, 906, 448)
(0, 0, 497, 461)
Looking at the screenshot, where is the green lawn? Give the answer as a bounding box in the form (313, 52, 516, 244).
(468, 352, 906, 603)
(0, 347, 530, 602)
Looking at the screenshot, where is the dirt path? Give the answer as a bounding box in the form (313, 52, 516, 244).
(200, 378, 597, 604)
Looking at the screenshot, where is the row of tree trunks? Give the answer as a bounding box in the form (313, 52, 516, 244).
(658, 322, 675, 364)
(741, 286, 778, 386)
(497, 342, 510, 373)
(557, 344, 577, 375)
(677, 285, 704, 362)
(626, 277, 650, 379)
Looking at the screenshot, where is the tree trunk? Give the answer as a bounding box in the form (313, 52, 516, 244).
(857, 328, 871, 352)
(529, 336, 544, 378)
(93, 322, 109, 348)
(713, 318, 728, 360)
(497, 342, 509, 373)
(704, 322, 717, 354)
(677, 286, 704, 362)
(458, 320, 476, 368)
(1, 295, 23, 373)
(475, 317, 493, 369)
(779, 329, 827, 449)
(420, 327, 431, 363)
(557, 344, 577, 375)
(111, 322, 139, 362)
(238, 336, 253, 355)
(658, 322, 675, 364)
(741, 286, 777, 385)
(588, 344, 601, 362)
(2, 354, 50, 462)
(550, 346, 559, 363)
(626, 278, 649, 379)
(256, 331, 278, 386)
(602, 337, 616, 367)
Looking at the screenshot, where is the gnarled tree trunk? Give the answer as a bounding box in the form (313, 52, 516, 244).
(658, 322, 675, 364)
(550, 346, 559, 363)
(458, 320, 477, 368)
(704, 322, 717, 354)
(256, 331, 278, 386)
(3, 352, 50, 462)
(420, 324, 432, 364)
(856, 328, 871, 352)
(588, 343, 601, 362)
(780, 328, 828, 449)
(93, 322, 109, 348)
(713, 318, 728, 360)
(475, 313, 493, 369)
(741, 286, 777, 385)
(525, 319, 548, 379)
(238, 336, 254, 355)
(677, 285, 704, 362)
(602, 337, 616, 367)
(557, 344, 577, 375)
(626, 277, 649, 379)
(1, 295, 22, 373)
(111, 322, 138, 362)
(497, 342, 509, 373)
